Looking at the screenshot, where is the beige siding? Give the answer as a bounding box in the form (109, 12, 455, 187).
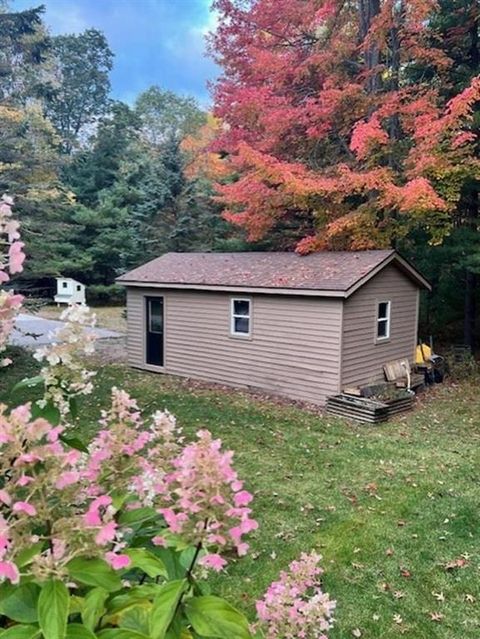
(126, 287, 343, 404)
(341, 264, 419, 388)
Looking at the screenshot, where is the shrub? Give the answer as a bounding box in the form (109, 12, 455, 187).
(0, 195, 335, 638)
(86, 284, 126, 306)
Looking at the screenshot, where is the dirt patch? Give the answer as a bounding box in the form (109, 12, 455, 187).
(92, 337, 128, 364)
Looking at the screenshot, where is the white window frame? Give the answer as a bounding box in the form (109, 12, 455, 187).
(230, 298, 251, 337)
(376, 300, 391, 341)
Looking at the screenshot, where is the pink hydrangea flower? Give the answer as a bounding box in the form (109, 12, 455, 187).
(84, 495, 112, 526)
(105, 552, 131, 570)
(234, 490, 253, 507)
(16, 475, 34, 487)
(0, 560, 19, 584)
(199, 553, 228, 572)
(152, 536, 167, 547)
(159, 508, 188, 533)
(8, 241, 25, 274)
(255, 552, 336, 639)
(55, 471, 80, 490)
(157, 429, 257, 567)
(12, 501, 36, 516)
(95, 521, 118, 546)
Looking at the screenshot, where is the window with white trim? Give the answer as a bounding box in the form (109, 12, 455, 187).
(376, 301, 391, 340)
(231, 298, 251, 336)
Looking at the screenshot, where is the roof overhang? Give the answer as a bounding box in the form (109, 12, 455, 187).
(117, 280, 347, 297)
(344, 252, 432, 296)
(117, 251, 431, 297)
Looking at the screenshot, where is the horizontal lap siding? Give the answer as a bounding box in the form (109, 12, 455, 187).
(341, 265, 419, 388)
(126, 288, 144, 367)
(127, 287, 343, 405)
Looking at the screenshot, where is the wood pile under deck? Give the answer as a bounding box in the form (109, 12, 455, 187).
(326, 393, 415, 423)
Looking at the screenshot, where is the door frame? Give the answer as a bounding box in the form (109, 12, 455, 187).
(144, 295, 166, 370)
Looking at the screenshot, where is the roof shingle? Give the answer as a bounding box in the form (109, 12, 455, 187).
(117, 250, 398, 292)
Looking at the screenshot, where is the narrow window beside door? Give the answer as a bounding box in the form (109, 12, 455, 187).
(231, 298, 251, 336)
(376, 300, 391, 340)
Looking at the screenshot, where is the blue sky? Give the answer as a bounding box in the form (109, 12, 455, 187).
(14, 0, 219, 106)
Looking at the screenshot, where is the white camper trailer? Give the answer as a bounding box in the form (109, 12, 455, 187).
(54, 278, 86, 306)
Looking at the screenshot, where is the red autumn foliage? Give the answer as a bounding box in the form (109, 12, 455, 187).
(209, 0, 480, 251)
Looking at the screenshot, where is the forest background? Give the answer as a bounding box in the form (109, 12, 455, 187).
(1, 1, 479, 347)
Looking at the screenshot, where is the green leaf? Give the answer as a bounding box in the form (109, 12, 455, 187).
(124, 549, 167, 579)
(0, 582, 40, 623)
(69, 596, 85, 616)
(106, 585, 159, 615)
(149, 580, 187, 639)
(119, 604, 151, 635)
(117, 508, 157, 526)
(60, 434, 89, 453)
(69, 397, 79, 420)
(97, 630, 149, 639)
(67, 558, 122, 592)
(38, 579, 69, 639)
(185, 596, 252, 639)
(66, 625, 97, 639)
(16, 542, 45, 568)
(81, 588, 109, 631)
(12, 376, 45, 393)
(151, 548, 185, 581)
(0, 625, 41, 639)
(31, 400, 60, 426)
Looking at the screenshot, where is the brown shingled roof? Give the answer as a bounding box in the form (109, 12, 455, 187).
(117, 250, 430, 295)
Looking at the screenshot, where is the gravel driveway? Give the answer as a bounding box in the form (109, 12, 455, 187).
(10, 313, 123, 347)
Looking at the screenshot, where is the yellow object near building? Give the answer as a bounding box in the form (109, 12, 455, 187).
(416, 343, 432, 365)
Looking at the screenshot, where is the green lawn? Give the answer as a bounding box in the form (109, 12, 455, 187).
(1, 347, 479, 638)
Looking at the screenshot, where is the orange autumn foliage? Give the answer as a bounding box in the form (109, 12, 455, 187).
(210, 0, 480, 251)
(181, 114, 230, 181)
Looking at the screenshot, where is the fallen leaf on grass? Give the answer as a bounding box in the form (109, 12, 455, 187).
(393, 614, 403, 625)
(444, 557, 469, 570)
(394, 590, 405, 599)
(352, 629, 362, 637)
(465, 594, 475, 603)
(432, 592, 445, 602)
(400, 568, 412, 578)
(429, 612, 444, 622)
(385, 547, 394, 556)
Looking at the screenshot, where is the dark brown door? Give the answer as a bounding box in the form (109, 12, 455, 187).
(146, 297, 164, 366)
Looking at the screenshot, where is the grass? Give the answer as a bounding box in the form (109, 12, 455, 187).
(1, 347, 479, 638)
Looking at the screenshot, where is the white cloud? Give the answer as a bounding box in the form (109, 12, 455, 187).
(43, 1, 89, 34)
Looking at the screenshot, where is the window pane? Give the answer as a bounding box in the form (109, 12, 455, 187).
(234, 317, 250, 334)
(377, 319, 388, 338)
(149, 300, 163, 333)
(378, 302, 389, 319)
(233, 300, 250, 316)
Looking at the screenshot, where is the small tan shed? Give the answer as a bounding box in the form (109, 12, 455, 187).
(117, 251, 431, 405)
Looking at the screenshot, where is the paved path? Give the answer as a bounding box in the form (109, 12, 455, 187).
(10, 313, 123, 347)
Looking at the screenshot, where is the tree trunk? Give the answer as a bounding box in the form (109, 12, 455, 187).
(463, 14, 479, 351)
(358, 0, 381, 92)
(463, 188, 478, 350)
(464, 270, 476, 350)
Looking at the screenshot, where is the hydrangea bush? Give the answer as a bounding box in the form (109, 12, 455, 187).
(0, 195, 335, 639)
